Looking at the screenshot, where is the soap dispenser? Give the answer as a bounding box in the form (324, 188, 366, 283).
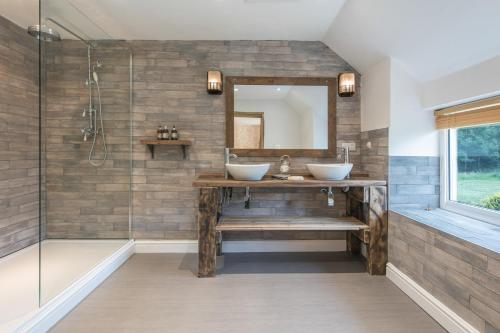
(279, 155, 291, 175)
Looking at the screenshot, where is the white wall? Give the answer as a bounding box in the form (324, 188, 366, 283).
(389, 60, 439, 157)
(360, 57, 439, 156)
(360, 58, 391, 131)
(361, 55, 499, 157)
(422, 55, 500, 110)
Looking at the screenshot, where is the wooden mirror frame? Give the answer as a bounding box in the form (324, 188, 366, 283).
(226, 76, 336, 157)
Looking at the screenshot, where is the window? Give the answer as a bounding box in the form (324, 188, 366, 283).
(436, 96, 500, 225)
(441, 123, 500, 225)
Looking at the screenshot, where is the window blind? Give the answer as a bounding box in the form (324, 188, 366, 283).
(435, 96, 500, 129)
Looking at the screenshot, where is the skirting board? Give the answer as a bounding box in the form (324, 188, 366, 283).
(134, 239, 346, 253)
(386, 263, 480, 333)
(135, 240, 198, 253)
(15, 240, 134, 333)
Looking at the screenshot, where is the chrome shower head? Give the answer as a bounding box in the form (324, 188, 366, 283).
(27, 25, 61, 42)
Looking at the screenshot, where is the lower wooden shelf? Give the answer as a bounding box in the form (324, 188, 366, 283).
(216, 216, 369, 231)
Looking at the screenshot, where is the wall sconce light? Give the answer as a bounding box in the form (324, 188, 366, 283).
(338, 72, 355, 97)
(207, 70, 223, 95)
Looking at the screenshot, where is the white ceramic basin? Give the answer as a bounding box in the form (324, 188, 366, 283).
(225, 163, 270, 181)
(306, 163, 353, 180)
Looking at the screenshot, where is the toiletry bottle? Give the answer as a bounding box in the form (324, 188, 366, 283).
(162, 126, 170, 140)
(280, 155, 291, 175)
(170, 125, 178, 140)
(157, 126, 163, 140)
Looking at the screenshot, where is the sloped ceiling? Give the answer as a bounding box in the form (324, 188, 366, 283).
(0, 0, 346, 41)
(322, 0, 500, 82)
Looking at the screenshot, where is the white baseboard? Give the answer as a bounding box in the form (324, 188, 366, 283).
(134, 240, 198, 253)
(223, 240, 346, 253)
(16, 240, 134, 333)
(134, 239, 346, 253)
(386, 263, 480, 333)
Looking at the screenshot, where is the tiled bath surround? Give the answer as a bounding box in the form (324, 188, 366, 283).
(389, 210, 500, 332)
(0, 16, 40, 257)
(389, 156, 440, 209)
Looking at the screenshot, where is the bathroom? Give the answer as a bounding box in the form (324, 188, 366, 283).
(1, 1, 499, 332)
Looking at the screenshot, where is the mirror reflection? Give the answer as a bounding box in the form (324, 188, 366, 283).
(234, 85, 328, 149)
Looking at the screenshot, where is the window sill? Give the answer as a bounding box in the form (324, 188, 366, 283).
(390, 207, 500, 258)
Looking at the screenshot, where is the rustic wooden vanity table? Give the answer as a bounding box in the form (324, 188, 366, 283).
(194, 75, 388, 277)
(192, 174, 388, 278)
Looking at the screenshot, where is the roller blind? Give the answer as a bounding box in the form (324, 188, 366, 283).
(435, 96, 500, 129)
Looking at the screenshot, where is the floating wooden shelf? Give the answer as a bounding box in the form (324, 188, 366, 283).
(216, 216, 369, 231)
(140, 139, 192, 159)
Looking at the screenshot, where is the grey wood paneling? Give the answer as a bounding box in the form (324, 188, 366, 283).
(127, 40, 360, 240)
(44, 41, 131, 239)
(360, 127, 388, 180)
(389, 156, 440, 209)
(0, 16, 40, 257)
(41, 39, 362, 240)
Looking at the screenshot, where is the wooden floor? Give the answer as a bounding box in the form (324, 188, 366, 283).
(51, 253, 446, 333)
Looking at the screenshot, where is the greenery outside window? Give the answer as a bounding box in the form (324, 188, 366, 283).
(441, 123, 500, 225)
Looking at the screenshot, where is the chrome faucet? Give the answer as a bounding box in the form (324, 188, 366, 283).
(343, 147, 350, 179)
(224, 148, 238, 179)
(244, 186, 251, 209)
(321, 187, 335, 207)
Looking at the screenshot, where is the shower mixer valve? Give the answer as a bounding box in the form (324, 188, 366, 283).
(81, 127, 95, 141)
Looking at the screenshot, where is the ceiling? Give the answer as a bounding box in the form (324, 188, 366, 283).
(1, 0, 499, 81)
(322, 0, 500, 81)
(44, 0, 346, 41)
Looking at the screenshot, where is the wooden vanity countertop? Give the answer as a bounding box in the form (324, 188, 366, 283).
(192, 173, 386, 188)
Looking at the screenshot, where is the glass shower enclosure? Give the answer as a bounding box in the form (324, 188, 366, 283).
(0, 0, 132, 330)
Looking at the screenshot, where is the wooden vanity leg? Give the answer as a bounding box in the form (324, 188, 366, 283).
(366, 186, 388, 275)
(198, 187, 219, 278)
(216, 231, 223, 256)
(346, 231, 361, 255)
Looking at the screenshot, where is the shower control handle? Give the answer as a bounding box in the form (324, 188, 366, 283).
(83, 107, 96, 117)
(81, 127, 94, 140)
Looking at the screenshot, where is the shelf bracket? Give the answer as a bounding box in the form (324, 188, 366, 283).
(182, 145, 188, 160)
(147, 144, 155, 159)
(146, 144, 189, 160)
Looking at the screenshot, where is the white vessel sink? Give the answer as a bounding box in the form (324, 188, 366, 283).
(306, 163, 353, 180)
(226, 163, 270, 181)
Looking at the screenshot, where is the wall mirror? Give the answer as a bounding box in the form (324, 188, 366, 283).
(226, 77, 336, 157)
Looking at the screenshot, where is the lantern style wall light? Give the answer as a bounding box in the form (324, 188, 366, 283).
(338, 72, 355, 97)
(207, 70, 223, 95)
